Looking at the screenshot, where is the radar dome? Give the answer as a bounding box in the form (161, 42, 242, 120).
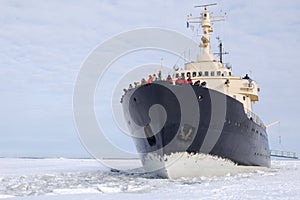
(226, 63, 232, 69)
(173, 64, 179, 71)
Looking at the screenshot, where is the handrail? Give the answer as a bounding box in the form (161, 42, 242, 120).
(270, 150, 298, 159)
(244, 108, 266, 130)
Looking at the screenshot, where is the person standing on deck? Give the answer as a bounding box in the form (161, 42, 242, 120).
(147, 75, 153, 84)
(166, 75, 173, 84)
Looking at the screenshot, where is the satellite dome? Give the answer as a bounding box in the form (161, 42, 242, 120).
(173, 64, 179, 71)
(226, 63, 232, 69)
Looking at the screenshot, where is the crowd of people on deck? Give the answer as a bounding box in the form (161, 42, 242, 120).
(121, 72, 251, 103)
(126, 72, 251, 91)
(175, 74, 193, 85)
(124, 71, 208, 93)
(120, 71, 208, 103)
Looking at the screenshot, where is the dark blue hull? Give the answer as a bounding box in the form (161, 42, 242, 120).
(122, 81, 271, 167)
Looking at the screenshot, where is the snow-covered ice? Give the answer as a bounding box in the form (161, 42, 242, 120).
(0, 158, 299, 200)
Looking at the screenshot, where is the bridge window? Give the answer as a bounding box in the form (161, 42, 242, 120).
(187, 72, 191, 77)
(181, 73, 185, 77)
(243, 96, 246, 101)
(198, 71, 202, 76)
(229, 72, 232, 76)
(192, 72, 197, 77)
(211, 71, 215, 76)
(175, 73, 179, 78)
(204, 71, 209, 76)
(217, 71, 221, 76)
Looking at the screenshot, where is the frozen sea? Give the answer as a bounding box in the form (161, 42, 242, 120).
(0, 158, 299, 200)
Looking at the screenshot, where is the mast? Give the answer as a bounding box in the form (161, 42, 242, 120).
(187, 3, 225, 62)
(216, 36, 229, 63)
(199, 6, 213, 55)
(219, 40, 223, 63)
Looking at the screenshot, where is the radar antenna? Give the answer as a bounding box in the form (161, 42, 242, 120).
(194, 3, 217, 9)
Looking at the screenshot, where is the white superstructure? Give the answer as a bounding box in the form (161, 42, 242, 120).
(173, 4, 260, 114)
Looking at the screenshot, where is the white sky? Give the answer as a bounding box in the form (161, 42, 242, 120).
(0, 0, 299, 158)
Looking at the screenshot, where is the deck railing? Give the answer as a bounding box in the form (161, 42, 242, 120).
(270, 150, 298, 159)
